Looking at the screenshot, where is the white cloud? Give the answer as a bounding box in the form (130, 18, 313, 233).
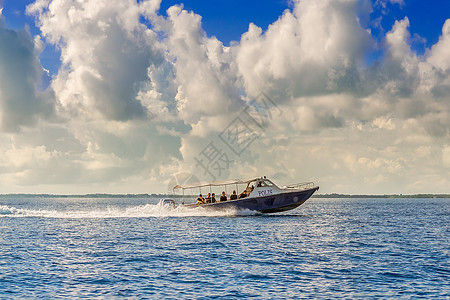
(236, 0, 372, 99)
(0, 0, 449, 194)
(161, 5, 242, 127)
(0, 144, 57, 169)
(0, 12, 55, 132)
(375, 0, 405, 10)
(372, 116, 396, 130)
(428, 20, 450, 71)
(443, 145, 450, 168)
(27, 0, 166, 121)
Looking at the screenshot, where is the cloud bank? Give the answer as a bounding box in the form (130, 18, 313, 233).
(0, 0, 448, 194)
(0, 11, 55, 131)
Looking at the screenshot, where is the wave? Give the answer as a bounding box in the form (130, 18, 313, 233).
(0, 201, 258, 219)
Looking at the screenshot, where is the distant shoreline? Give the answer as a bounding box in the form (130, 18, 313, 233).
(0, 193, 448, 199)
(312, 194, 450, 198)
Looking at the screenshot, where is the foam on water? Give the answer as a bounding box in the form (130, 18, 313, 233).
(0, 197, 448, 298)
(0, 201, 258, 219)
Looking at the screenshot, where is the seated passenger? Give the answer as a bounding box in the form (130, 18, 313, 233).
(211, 193, 216, 203)
(197, 194, 205, 204)
(249, 185, 254, 193)
(205, 193, 211, 203)
(230, 190, 238, 200)
(220, 191, 227, 202)
(239, 190, 247, 199)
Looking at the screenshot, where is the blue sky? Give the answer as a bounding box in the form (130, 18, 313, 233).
(158, 0, 293, 44)
(368, 0, 450, 52)
(0, 0, 449, 194)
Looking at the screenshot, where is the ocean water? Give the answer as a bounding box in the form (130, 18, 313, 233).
(0, 197, 448, 299)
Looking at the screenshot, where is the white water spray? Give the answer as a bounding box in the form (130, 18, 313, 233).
(0, 201, 258, 219)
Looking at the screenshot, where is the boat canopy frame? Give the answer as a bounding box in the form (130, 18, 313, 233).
(173, 178, 316, 193)
(172, 177, 265, 191)
(173, 177, 277, 204)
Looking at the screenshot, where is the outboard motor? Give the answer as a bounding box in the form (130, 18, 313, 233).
(160, 199, 176, 209)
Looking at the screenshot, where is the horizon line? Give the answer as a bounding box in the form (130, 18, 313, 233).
(0, 193, 449, 198)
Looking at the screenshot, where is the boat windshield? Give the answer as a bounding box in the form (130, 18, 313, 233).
(257, 179, 274, 187)
(246, 180, 257, 188)
(244, 180, 258, 194)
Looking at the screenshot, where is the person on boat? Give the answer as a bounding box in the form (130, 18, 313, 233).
(197, 194, 205, 204)
(205, 193, 212, 203)
(220, 191, 227, 202)
(230, 190, 238, 200)
(239, 190, 247, 199)
(211, 193, 216, 203)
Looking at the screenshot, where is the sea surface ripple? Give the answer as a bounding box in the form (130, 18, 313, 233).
(0, 197, 448, 299)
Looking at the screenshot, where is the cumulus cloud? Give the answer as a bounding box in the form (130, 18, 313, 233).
(160, 5, 243, 129)
(0, 0, 449, 194)
(443, 145, 450, 168)
(0, 1, 183, 193)
(428, 20, 450, 71)
(233, 0, 379, 134)
(237, 0, 372, 100)
(27, 0, 166, 121)
(375, 0, 404, 10)
(229, 0, 449, 193)
(0, 11, 55, 132)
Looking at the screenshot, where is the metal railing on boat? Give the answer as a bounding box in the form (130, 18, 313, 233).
(284, 182, 315, 190)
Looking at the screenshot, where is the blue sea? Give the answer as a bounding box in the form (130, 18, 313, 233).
(0, 197, 448, 299)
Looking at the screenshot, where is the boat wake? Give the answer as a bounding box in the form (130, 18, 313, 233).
(0, 201, 259, 219)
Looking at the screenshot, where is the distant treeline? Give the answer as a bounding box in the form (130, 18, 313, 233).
(313, 194, 450, 198)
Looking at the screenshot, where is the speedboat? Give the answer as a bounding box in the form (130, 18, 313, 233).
(168, 177, 319, 213)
